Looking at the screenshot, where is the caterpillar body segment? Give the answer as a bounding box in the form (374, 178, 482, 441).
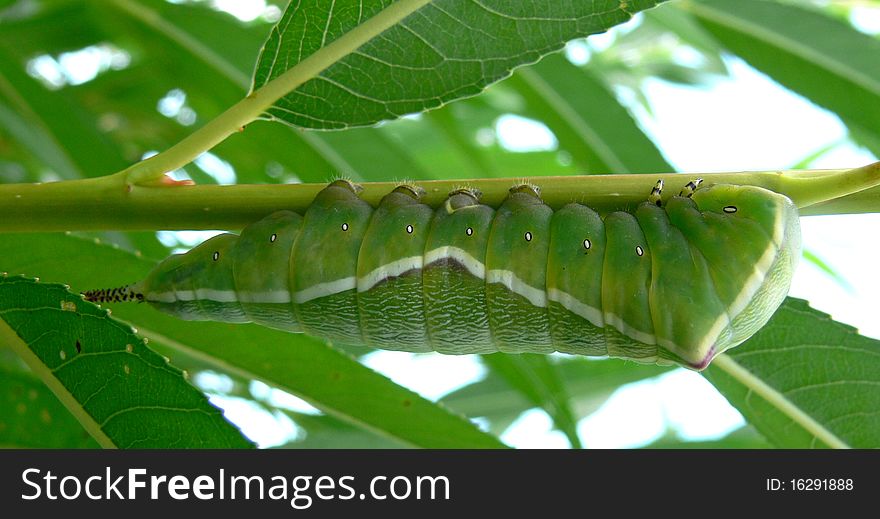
(101, 179, 802, 370)
(356, 185, 435, 352)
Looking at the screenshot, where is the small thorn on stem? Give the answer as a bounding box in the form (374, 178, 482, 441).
(158, 174, 195, 187)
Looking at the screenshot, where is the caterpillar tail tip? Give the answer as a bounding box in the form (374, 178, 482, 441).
(82, 285, 145, 304)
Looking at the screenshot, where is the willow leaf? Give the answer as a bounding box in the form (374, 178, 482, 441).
(253, 0, 667, 129)
(0, 233, 505, 449)
(443, 358, 669, 435)
(505, 52, 672, 174)
(705, 298, 880, 448)
(685, 0, 880, 150)
(480, 353, 582, 448)
(0, 275, 253, 448)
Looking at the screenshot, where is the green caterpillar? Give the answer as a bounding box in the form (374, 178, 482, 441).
(85, 177, 804, 370)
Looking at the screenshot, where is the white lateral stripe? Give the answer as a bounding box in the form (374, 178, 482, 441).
(146, 289, 292, 304)
(727, 248, 774, 318)
(357, 255, 423, 292)
(146, 291, 177, 303)
(727, 207, 783, 320)
(424, 246, 485, 279)
(656, 312, 730, 364)
(155, 288, 239, 303)
(237, 290, 292, 304)
(293, 277, 356, 304)
(193, 288, 239, 302)
(604, 312, 656, 345)
(487, 269, 546, 308)
(143, 250, 671, 351)
(663, 202, 786, 362)
(547, 288, 604, 327)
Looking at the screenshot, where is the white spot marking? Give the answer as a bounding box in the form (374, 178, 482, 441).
(583, 239, 591, 250)
(636, 246, 644, 257)
(466, 227, 473, 236)
(406, 224, 414, 234)
(212, 251, 220, 261)
(723, 206, 737, 214)
(524, 231, 532, 242)
(270, 233, 277, 243)
(341, 222, 349, 231)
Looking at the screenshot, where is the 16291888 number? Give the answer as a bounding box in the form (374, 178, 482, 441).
(791, 479, 853, 491)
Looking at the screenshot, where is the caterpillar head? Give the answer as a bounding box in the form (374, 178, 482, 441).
(688, 183, 801, 368)
(691, 183, 795, 222)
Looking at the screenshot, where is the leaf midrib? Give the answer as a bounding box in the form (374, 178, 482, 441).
(712, 353, 850, 449)
(0, 316, 116, 448)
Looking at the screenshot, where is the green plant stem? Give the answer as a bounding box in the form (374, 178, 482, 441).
(711, 354, 849, 449)
(108, 0, 357, 177)
(113, 0, 432, 186)
(1, 163, 879, 231)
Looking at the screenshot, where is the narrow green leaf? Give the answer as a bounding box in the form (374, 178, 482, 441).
(704, 298, 880, 448)
(0, 47, 129, 179)
(0, 99, 80, 180)
(314, 126, 435, 181)
(788, 140, 843, 170)
(120, 0, 453, 183)
(849, 122, 880, 160)
(253, 0, 667, 129)
(480, 353, 583, 448)
(278, 410, 408, 449)
(443, 358, 669, 434)
(802, 249, 853, 292)
(642, 4, 727, 75)
(108, 0, 257, 91)
(505, 52, 673, 173)
(0, 275, 253, 448)
(423, 107, 497, 177)
(685, 0, 880, 149)
(136, 321, 503, 448)
(643, 426, 772, 449)
(0, 233, 505, 448)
